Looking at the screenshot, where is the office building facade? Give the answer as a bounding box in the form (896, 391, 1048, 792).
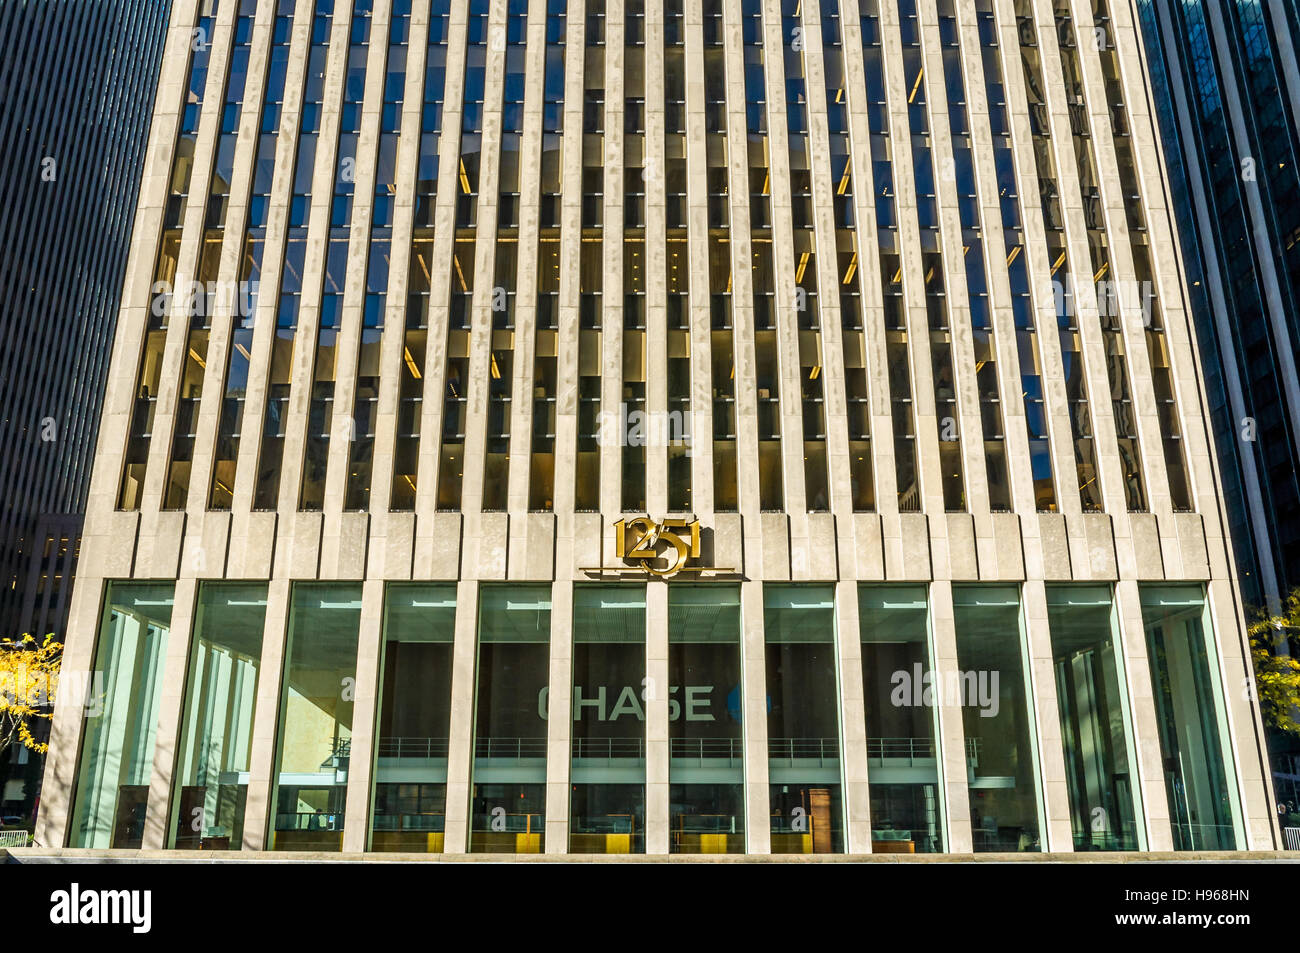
(0, 0, 171, 824)
(37, 0, 1280, 855)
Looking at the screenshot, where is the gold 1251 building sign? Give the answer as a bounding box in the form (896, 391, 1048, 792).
(615, 517, 700, 576)
(581, 517, 733, 577)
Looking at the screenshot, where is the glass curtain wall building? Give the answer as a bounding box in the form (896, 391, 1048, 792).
(0, 0, 171, 827)
(1134, 0, 1300, 815)
(38, 0, 1279, 855)
(0, 0, 171, 639)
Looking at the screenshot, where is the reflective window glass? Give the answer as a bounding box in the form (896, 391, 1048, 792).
(860, 585, 945, 852)
(669, 584, 744, 853)
(170, 583, 267, 849)
(371, 584, 456, 851)
(1141, 586, 1239, 850)
(570, 584, 646, 853)
(269, 584, 362, 851)
(471, 585, 550, 852)
(952, 585, 1042, 852)
(69, 583, 174, 848)
(765, 584, 843, 853)
(1047, 585, 1141, 850)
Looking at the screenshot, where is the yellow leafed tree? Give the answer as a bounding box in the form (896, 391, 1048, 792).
(1247, 590, 1300, 738)
(0, 634, 62, 755)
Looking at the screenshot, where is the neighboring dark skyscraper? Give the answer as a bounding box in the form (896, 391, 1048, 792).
(0, 0, 170, 826)
(1135, 0, 1300, 808)
(1136, 0, 1300, 612)
(0, 0, 172, 641)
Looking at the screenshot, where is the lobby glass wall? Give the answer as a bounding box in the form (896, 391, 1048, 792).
(369, 584, 456, 852)
(1141, 586, 1240, 850)
(765, 584, 843, 853)
(859, 585, 944, 853)
(571, 584, 646, 854)
(952, 586, 1043, 852)
(68, 582, 174, 848)
(470, 585, 550, 852)
(1046, 585, 1141, 851)
(169, 583, 267, 849)
(668, 584, 744, 854)
(268, 584, 362, 851)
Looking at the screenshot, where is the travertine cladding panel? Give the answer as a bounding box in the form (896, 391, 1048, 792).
(463, 512, 510, 579)
(883, 513, 932, 581)
(1130, 514, 1166, 581)
(179, 511, 231, 579)
(276, 511, 323, 580)
(134, 510, 185, 580)
(1173, 512, 1211, 580)
(320, 512, 369, 580)
(414, 512, 462, 580)
(794, 512, 838, 580)
(508, 512, 557, 580)
(710, 513, 745, 577)
(850, 514, 886, 580)
(1038, 513, 1071, 580)
(96, 511, 140, 579)
(759, 512, 791, 582)
(227, 511, 277, 580)
(1065, 513, 1119, 581)
(369, 511, 415, 580)
(945, 514, 978, 580)
(569, 513, 603, 576)
(968, 512, 1027, 581)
